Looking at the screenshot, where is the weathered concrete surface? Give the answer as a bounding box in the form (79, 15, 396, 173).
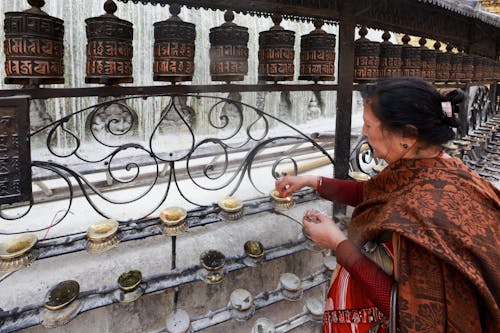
(1, 199, 333, 333)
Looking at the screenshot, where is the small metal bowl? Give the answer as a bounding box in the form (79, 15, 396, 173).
(218, 196, 243, 213)
(44, 280, 80, 311)
(160, 207, 187, 226)
(118, 270, 142, 292)
(200, 250, 225, 271)
(0, 234, 37, 260)
(270, 189, 292, 203)
(244, 240, 264, 259)
(87, 219, 119, 244)
(372, 164, 386, 173)
(348, 171, 371, 181)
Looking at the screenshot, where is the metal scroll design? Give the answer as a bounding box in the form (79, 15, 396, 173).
(468, 85, 492, 132)
(0, 94, 334, 233)
(349, 135, 385, 176)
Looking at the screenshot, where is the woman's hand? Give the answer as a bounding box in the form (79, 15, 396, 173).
(275, 175, 318, 197)
(303, 210, 347, 250)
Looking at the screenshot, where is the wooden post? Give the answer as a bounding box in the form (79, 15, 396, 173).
(333, 13, 355, 215)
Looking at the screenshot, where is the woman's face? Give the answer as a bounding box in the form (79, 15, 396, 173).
(362, 101, 405, 164)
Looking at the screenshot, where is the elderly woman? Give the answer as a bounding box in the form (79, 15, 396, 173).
(275, 77, 499, 333)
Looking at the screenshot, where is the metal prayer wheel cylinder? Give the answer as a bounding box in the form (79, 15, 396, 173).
(258, 15, 295, 82)
(419, 38, 436, 81)
(299, 19, 336, 82)
(3, 0, 64, 85)
(461, 53, 474, 81)
(472, 55, 485, 82)
(354, 26, 379, 82)
(153, 4, 195, 82)
(378, 31, 401, 78)
(485, 58, 496, 81)
(401, 34, 421, 77)
(450, 51, 463, 81)
(85, 0, 133, 85)
(209, 11, 249, 82)
(435, 42, 451, 82)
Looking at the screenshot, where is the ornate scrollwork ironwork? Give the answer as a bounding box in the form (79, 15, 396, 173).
(0, 93, 334, 234)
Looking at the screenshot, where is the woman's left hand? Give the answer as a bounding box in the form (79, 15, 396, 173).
(303, 210, 347, 250)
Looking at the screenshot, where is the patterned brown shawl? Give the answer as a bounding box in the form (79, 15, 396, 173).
(350, 156, 500, 333)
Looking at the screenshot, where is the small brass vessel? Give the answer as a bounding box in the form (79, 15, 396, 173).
(200, 250, 225, 271)
(244, 240, 264, 260)
(200, 250, 225, 284)
(348, 171, 371, 181)
(118, 270, 142, 292)
(44, 280, 80, 311)
(87, 219, 119, 243)
(270, 189, 295, 210)
(279, 272, 303, 301)
(160, 207, 188, 236)
(218, 196, 244, 220)
(371, 164, 386, 173)
(0, 234, 37, 260)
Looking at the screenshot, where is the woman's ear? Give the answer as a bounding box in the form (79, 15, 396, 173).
(401, 124, 418, 139)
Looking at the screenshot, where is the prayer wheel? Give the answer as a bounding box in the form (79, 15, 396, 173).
(473, 55, 485, 82)
(258, 14, 295, 82)
(153, 4, 196, 82)
(401, 35, 421, 77)
(461, 52, 474, 82)
(3, 0, 64, 85)
(209, 11, 249, 82)
(354, 26, 379, 82)
(378, 31, 401, 78)
(435, 42, 451, 82)
(450, 48, 463, 82)
(85, 0, 133, 85)
(419, 38, 436, 81)
(299, 19, 336, 82)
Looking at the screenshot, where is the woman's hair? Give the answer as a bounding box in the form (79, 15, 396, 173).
(361, 77, 464, 145)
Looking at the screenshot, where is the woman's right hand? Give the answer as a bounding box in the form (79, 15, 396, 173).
(275, 175, 318, 197)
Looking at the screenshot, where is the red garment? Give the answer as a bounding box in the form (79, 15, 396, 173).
(318, 177, 394, 333)
(350, 156, 500, 332)
(317, 177, 364, 206)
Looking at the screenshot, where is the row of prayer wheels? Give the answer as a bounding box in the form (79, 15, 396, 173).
(354, 26, 499, 83)
(3, 0, 336, 85)
(4, 1, 498, 87)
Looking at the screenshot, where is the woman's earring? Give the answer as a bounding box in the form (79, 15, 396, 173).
(401, 143, 408, 149)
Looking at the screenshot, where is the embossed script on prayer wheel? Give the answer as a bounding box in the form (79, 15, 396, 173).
(153, 4, 195, 82)
(258, 15, 295, 82)
(354, 26, 379, 82)
(209, 11, 248, 82)
(401, 35, 421, 77)
(449, 49, 463, 81)
(473, 55, 486, 82)
(85, 0, 133, 85)
(299, 19, 336, 82)
(4, 0, 64, 85)
(419, 38, 436, 81)
(461, 53, 474, 81)
(379, 31, 401, 78)
(435, 43, 451, 82)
